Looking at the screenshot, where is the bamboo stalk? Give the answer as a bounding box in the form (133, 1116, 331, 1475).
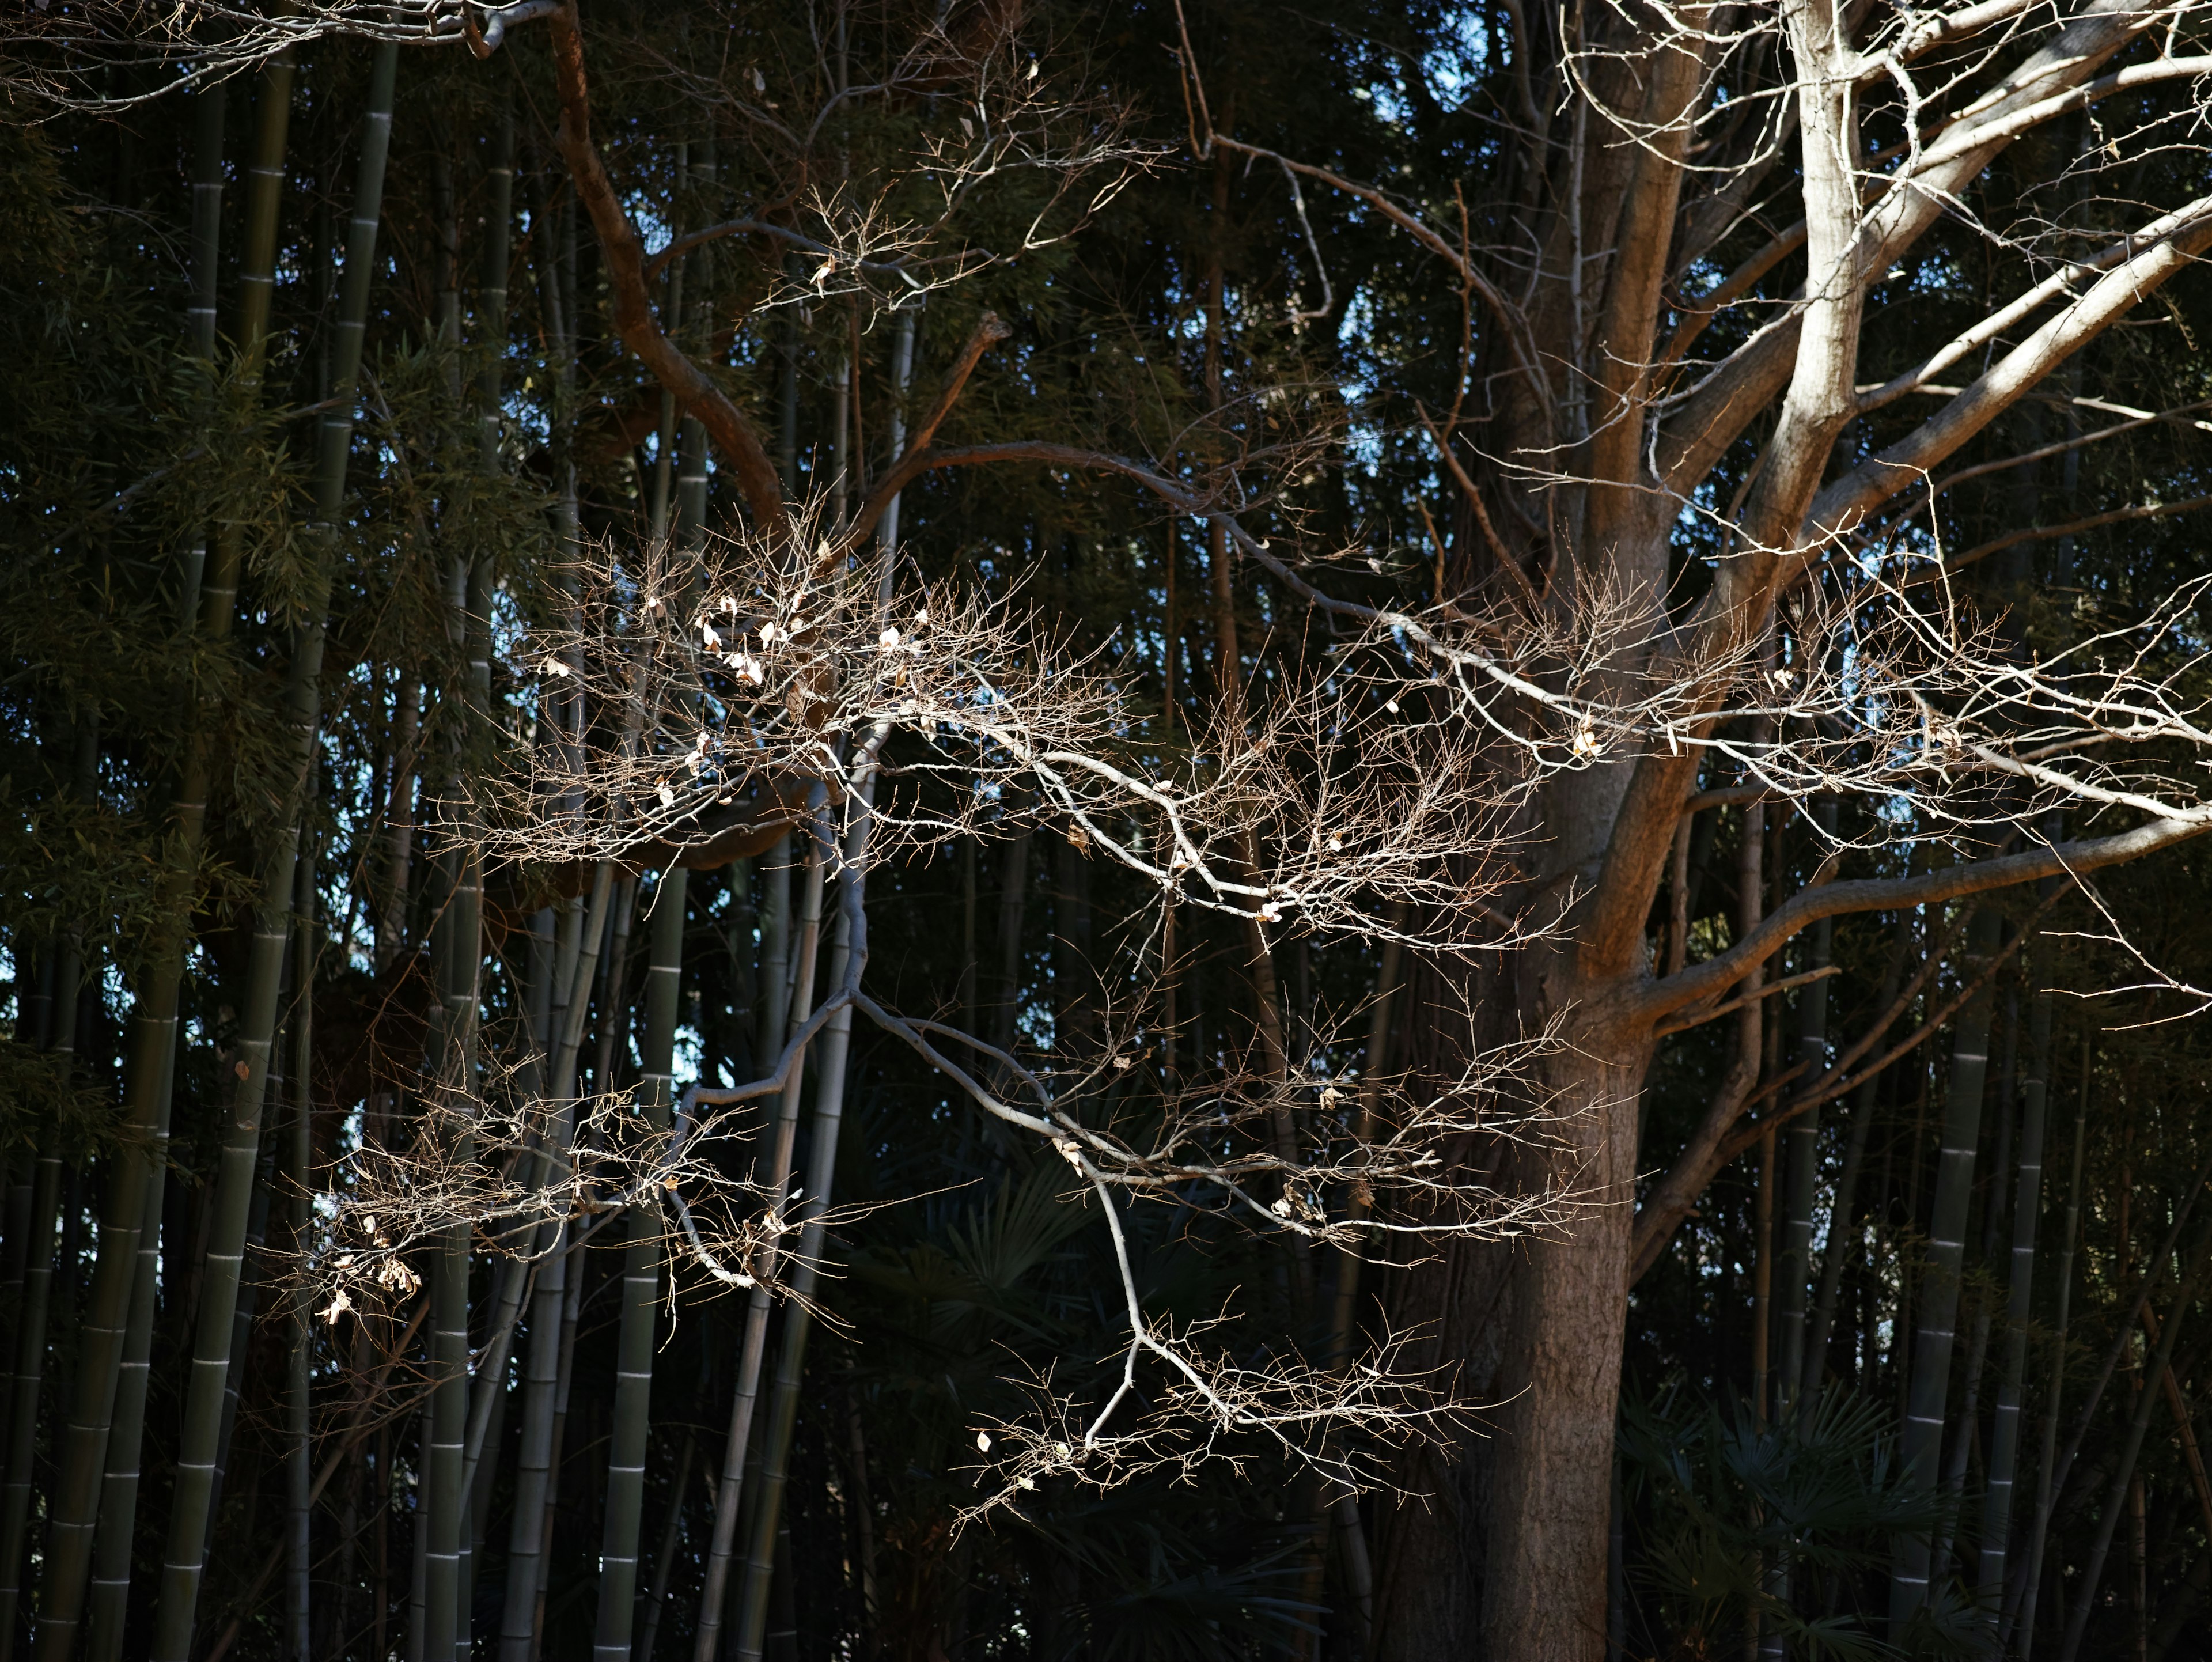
(733, 747, 888, 1662)
(82, 1044, 166, 1662)
(593, 869, 687, 1660)
(1888, 903, 2003, 1628)
(148, 46, 396, 1659)
(60, 701, 154, 1662)
(530, 1233, 585, 1659)
(176, 76, 228, 620)
(635, 1432, 696, 1662)
(2008, 1042, 2085, 1660)
(692, 831, 827, 1662)
(0, 1148, 61, 1659)
(1801, 921, 1911, 1415)
(2054, 1215, 2212, 1662)
(1776, 899, 1834, 1414)
(1977, 956, 2053, 1622)
(39, 55, 296, 1662)
(287, 840, 317, 1662)
(499, 865, 616, 1662)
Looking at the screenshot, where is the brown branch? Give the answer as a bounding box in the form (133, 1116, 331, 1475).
(1631, 889, 2054, 1284)
(1909, 494, 2212, 583)
(1808, 193, 2212, 542)
(546, 2, 786, 532)
(642, 218, 919, 286)
(1639, 815, 2212, 1024)
(1414, 400, 1540, 610)
(1656, 219, 1806, 373)
(1627, 1055, 1756, 1286)
(1653, 963, 1839, 1037)
(835, 312, 1014, 562)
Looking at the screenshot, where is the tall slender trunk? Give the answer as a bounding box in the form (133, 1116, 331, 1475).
(2010, 1035, 2089, 1660)
(0, 1148, 62, 1657)
(40, 55, 296, 1662)
(733, 793, 879, 1662)
(991, 827, 1032, 1059)
(756, 838, 793, 1067)
(1802, 921, 1910, 1414)
(148, 47, 395, 1660)
(1978, 959, 2052, 1626)
(530, 1232, 585, 1656)
(1777, 895, 1834, 1413)
(84, 1150, 161, 1662)
(64, 705, 156, 1662)
(593, 869, 687, 1660)
(730, 389, 911, 1655)
(286, 842, 317, 1662)
(175, 77, 227, 619)
(1888, 904, 2003, 1628)
(498, 864, 615, 1662)
(694, 834, 827, 1662)
(2054, 1216, 2212, 1662)
(637, 1432, 695, 1662)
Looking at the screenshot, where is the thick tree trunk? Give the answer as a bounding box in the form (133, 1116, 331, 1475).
(1375, 955, 1650, 1662)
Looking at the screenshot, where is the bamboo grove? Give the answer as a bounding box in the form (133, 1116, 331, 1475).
(5, 2, 2212, 1660)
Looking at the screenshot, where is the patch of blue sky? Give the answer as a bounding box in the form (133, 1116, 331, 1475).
(1419, 10, 1493, 107)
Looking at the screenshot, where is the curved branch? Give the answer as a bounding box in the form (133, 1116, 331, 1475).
(836, 312, 1014, 559)
(642, 218, 923, 286)
(546, 2, 786, 531)
(1639, 814, 2212, 1024)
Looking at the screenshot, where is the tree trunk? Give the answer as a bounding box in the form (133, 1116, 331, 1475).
(1978, 959, 2052, 1625)
(1374, 973, 1650, 1662)
(593, 870, 685, 1659)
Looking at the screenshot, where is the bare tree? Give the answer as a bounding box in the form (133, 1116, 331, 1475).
(1143, 2, 2212, 1655)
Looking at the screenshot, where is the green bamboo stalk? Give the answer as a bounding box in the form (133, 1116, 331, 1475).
(692, 835, 826, 1662)
(594, 869, 688, 1660)
(48, 709, 151, 1662)
(0, 1146, 62, 1657)
(479, 108, 514, 472)
(1888, 904, 2003, 1630)
(454, 118, 516, 1644)
(2009, 1033, 2089, 1660)
(2053, 1213, 2212, 1662)
(755, 838, 793, 1064)
(82, 1092, 166, 1662)
(530, 1235, 585, 1657)
(176, 77, 228, 621)
(286, 841, 316, 1662)
(1977, 959, 2052, 1627)
(734, 762, 886, 1662)
(499, 866, 616, 1662)
(147, 46, 395, 1661)
(0, 1163, 31, 1383)
(593, 158, 712, 1634)
(421, 1218, 468, 1662)
(37, 56, 296, 1662)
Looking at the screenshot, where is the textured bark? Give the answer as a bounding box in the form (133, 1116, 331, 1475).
(1374, 934, 1651, 1661)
